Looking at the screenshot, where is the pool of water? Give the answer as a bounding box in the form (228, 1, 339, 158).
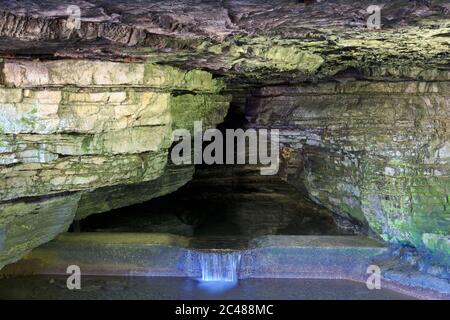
(0, 276, 414, 300)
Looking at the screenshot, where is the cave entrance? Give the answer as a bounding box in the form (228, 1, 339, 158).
(74, 97, 348, 248)
(77, 163, 346, 241)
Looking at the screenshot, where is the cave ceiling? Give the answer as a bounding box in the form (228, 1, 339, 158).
(0, 0, 448, 85)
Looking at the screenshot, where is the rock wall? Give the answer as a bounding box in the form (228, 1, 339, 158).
(0, 0, 448, 270)
(0, 59, 230, 268)
(247, 79, 450, 261)
(0, 1, 448, 82)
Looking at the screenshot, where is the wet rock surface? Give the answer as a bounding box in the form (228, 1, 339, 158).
(0, 0, 448, 273)
(0, 1, 448, 82)
(247, 80, 450, 262)
(0, 59, 230, 268)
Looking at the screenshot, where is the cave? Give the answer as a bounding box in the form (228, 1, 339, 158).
(0, 0, 449, 301)
(75, 107, 347, 245)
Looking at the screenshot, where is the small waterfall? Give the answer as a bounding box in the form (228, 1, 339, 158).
(199, 251, 241, 282)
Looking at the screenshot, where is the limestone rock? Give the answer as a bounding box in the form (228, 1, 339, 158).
(0, 0, 448, 270)
(0, 59, 230, 269)
(0, 1, 448, 82)
(1, 60, 224, 92)
(247, 80, 450, 255)
(0, 193, 81, 268)
(423, 233, 450, 265)
(75, 164, 195, 220)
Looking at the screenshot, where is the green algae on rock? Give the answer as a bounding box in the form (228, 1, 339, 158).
(422, 233, 450, 265)
(0, 0, 448, 273)
(247, 80, 450, 256)
(0, 59, 230, 269)
(1, 60, 225, 92)
(0, 193, 81, 268)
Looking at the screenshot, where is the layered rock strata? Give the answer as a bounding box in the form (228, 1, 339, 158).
(0, 59, 230, 268)
(247, 80, 450, 262)
(0, 0, 448, 270)
(0, 1, 448, 82)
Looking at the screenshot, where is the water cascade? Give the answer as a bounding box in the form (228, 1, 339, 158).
(199, 251, 242, 282)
